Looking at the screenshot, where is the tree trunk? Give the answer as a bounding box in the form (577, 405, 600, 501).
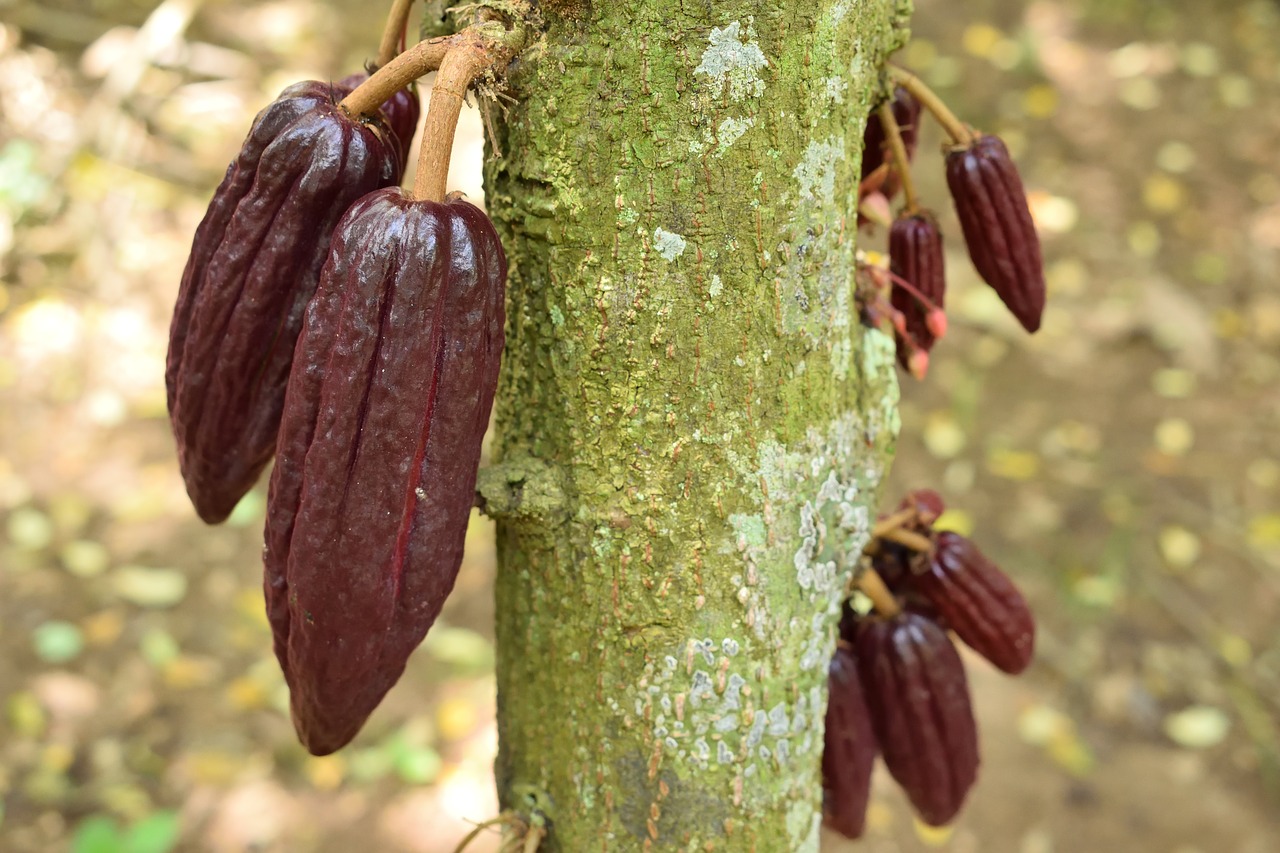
(478, 2, 909, 848)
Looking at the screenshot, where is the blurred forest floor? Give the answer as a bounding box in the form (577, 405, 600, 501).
(1, 0, 1279, 851)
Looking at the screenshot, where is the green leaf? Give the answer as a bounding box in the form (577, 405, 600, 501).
(71, 816, 123, 853)
(123, 811, 180, 853)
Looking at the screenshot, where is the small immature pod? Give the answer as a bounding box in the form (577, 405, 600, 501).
(912, 531, 1036, 675)
(888, 210, 946, 364)
(945, 134, 1046, 332)
(822, 644, 879, 840)
(855, 611, 980, 826)
(264, 191, 506, 756)
(861, 85, 923, 198)
(166, 80, 402, 524)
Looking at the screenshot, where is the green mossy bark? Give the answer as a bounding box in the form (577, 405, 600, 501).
(482, 2, 909, 849)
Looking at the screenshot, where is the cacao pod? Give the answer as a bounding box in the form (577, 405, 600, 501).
(339, 71, 420, 173)
(855, 612, 979, 826)
(167, 80, 401, 524)
(823, 644, 879, 840)
(945, 134, 1045, 333)
(264, 191, 506, 755)
(889, 211, 946, 366)
(897, 487, 945, 526)
(911, 531, 1035, 675)
(861, 85, 922, 197)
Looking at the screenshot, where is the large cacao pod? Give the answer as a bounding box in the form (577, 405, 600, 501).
(264, 191, 506, 755)
(167, 80, 402, 524)
(823, 644, 879, 840)
(945, 134, 1045, 333)
(855, 612, 979, 826)
(911, 531, 1035, 675)
(889, 211, 946, 365)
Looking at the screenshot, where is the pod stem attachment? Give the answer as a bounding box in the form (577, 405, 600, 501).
(887, 65, 976, 147)
(376, 0, 416, 67)
(413, 17, 525, 202)
(879, 100, 920, 213)
(414, 39, 488, 202)
(856, 567, 902, 618)
(341, 35, 456, 119)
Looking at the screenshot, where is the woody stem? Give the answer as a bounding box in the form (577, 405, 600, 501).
(376, 0, 416, 67)
(872, 507, 916, 538)
(887, 65, 976, 146)
(413, 42, 488, 202)
(878, 526, 934, 553)
(341, 35, 457, 119)
(879, 101, 919, 212)
(856, 567, 902, 618)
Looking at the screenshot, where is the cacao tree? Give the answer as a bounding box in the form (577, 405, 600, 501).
(473, 1, 911, 848)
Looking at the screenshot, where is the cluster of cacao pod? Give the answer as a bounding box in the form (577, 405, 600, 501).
(822, 489, 1036, 836)
(858, 67, 1046, 378)
(165, 4, 514, 755)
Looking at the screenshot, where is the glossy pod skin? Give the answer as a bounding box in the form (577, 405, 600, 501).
(914, 531, 1035, 675)
(822, 644, 879, 840)
(945, 134, 1045, 333)
(166, 80, 401, 524)
(339, 71, 420, 172)
(264, 192, 506, 755)
(855, 612, 980, 826)
(889, 210, 946, 364)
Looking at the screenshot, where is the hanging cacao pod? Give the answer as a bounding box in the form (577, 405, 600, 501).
(889, 210, 946, 366)
(166, 80, 402, 524)
(264, 191, 506, 755)
(855, 612, 979, 826)
(823, 643, 878, 840)
(861, 85, 922, 197)
(339, 70, 420, 172)
(911, 531, 1035, 675)
(945, 134, 1045, 333)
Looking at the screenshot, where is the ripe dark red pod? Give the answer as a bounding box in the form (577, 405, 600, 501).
(264, 191, 506, 755)
(861, 85, 922, 197)
(945, 134, 1045, 332)
(855, 611, 979, 826)
(823, 644, 879, 839)
(912, 531, 1035, 675)
(339, 71, 419, 171)
(889, 210, 946, 366)
(166, 80, 401, 524)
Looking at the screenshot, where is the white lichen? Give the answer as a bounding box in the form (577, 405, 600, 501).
(792, 137, 843, 204)
(694, 21, 767, 102)
(653, 227, 687, 261)
(715, 116, 755, 155)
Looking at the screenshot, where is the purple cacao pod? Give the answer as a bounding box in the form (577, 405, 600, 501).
(166, 80, 401, 524)
(945, 134, 1045, 332)
(264, 191, 506, 755)
(823, 644, 879, 839)
(889, 211, 946, 366)
(861, 85, 922, 197)
(911, 531, 1035, 675)
(339, 71, 420, 173)
(856, 612, 979, 826)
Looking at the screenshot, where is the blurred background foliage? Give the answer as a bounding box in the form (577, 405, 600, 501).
(0, 0, 1277, 850)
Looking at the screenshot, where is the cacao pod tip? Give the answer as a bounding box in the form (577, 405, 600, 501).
(908, 350, 929, 379)
(926, 309, 948, 339)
